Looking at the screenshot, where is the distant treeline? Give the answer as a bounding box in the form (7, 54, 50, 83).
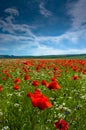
(0, 54, 86, 59)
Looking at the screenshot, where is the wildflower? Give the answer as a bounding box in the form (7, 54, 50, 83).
(23, 67, 29, 73)
(6, 73, 11, 78)
(36, 66, 40, 71)
(27, 89, 52, 110)
(32, 80, 39, 86)
(2, 77, 6, 80)
(0, 85, 2, 92)
(24, 74, 30, 80)
(14, 103, 19, 107)
(14, 78, 20, 84)
(41, 80, 48, 87)
(83, 70, 86, 74)
(13, 85, 20, 90)
(51, 77, 56, 81)
(1, 126, 10, 130)
(70, 75, 79, 80)
(23, 61, 31, 66)
(55, 119, 69, 130)
(0, 111, 3, 116)
(48, 81, 61, 90)
(71, 66, 78, 72)
(57, 74, 61, 77)
(64, 110, 70, 115)
(54, 67, 58, 71)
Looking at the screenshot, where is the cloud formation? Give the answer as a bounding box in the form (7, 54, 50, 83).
(39, 2, 52, 17)
(67, 0, 86, 30)
(0, 8, 36, 39)
(5, 8, 19, 16)
(0, 0, 86, 56)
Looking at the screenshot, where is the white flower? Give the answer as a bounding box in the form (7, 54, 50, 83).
(58, 105, 63, 109)
(0, 112, 3, 116)
(1, 126, 10, 130)
(58, 113, 65, 118)
(14, 103, 19, 107)
(62, 103, 66, 106)
(80, 94, 85, 99)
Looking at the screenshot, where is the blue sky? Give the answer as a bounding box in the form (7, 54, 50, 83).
(0, 0, 86, 56)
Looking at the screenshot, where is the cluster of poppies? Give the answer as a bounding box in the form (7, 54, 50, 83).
(27, 88, 68, 130)
(27, 89, 52, 110)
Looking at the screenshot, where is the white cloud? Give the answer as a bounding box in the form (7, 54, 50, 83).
(15, 43, 86, 56)
(35, 28, 86, 44)
(39, 2, 52, 17)
(0, 8, 36, 39)
(5, 8, 19, 16)
(34, 48, 86, 56)
(67, 0, 86, 30)
(60, 0, 86, 44)
(30, 45, 86, 56)
(0, 33, 34, 42)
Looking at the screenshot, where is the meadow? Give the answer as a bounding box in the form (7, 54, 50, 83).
(0, 59, 86, 130)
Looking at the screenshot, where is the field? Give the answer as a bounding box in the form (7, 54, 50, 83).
(0, 59, 86, 130)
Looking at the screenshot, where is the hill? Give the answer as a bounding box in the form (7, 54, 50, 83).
(0, 54, 86, 59)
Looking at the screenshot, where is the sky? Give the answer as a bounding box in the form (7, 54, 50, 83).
(0, 0, 86, 56)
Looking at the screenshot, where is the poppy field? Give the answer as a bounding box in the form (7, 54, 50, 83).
(0, 59, 86, 130)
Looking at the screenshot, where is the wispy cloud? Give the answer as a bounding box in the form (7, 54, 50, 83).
(39, 2, 52, 17)
(0, 7, 36, 39)
(67, 0, 86, 30)
(5, 8, 19, 16)
(11, 43, 86, 56)
(0, 33, 34, 42)
(30, 47, 86, 56)
(36, 28, 86, 44)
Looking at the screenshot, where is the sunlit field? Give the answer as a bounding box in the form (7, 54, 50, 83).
(0, 59, 86, 130)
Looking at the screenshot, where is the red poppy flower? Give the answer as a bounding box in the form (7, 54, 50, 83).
(0, 85, 2, 92)
(36, 66, 40, 71)
(6, 73, 11, 78)
(14, 78, 21, 84)
(83, 70, 86, 74)
(32, 80, 39, 86)
(51, 77, 56, 81)
(27, 89, 52, 110)
(13, 85, 20, 90)
(70, 75, 79, 80)
(57, 74, 61, 77)
(23, 67, 29, 73)
(23, 61, 31, 66)
(71, 66, 78, 72)
(24, 74, 30, 80)
(55, 119, 69, 130)
(54, 67, 58, 71)
(48, 81, 61, 90)
(2, 77, 7, 80)
(41, 80, 48, 87)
